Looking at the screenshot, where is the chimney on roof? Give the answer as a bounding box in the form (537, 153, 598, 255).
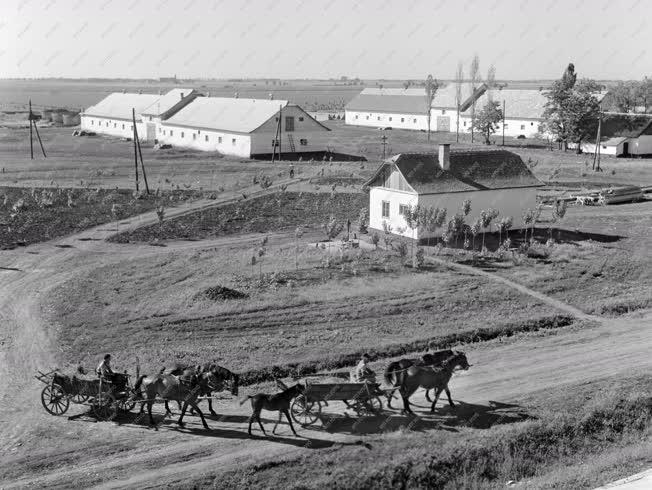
(180, 92, 184, 99)
(269, 93, 273, 100)
(438, 144, 450, 171)
(138, 89, 142, 94)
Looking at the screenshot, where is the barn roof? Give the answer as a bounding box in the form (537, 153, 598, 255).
(366, 150, 543, 194)
(345, 84, 485, 114)
(141, 88, 199, 117)
(598, 113, 652, 139)
(463, 88, 548, 120)
(82, 93, 162, 121)
(161, 97, 290, 133)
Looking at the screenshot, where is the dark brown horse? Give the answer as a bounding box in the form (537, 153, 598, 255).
(134, 373, 214, 429)
(383, 349, 454, 408)
(163, 363, 239, 416)
(240, 383, 304, 436)
(388, 351, 471, 414)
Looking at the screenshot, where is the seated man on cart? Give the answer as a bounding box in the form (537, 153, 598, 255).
(96, 354, 116, 384)
(351, 353, 376, 383)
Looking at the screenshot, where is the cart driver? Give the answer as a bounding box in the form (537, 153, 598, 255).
(354, 354, 376, 383)
(96, 354, 115, 382)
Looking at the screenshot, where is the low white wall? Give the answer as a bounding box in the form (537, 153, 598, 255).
(157, 125, 251, 157)
(369, 186, 539, 240)
(80, 116, 146, 140)
(459, 116, 543, 138)
(345, 110, 429, 131)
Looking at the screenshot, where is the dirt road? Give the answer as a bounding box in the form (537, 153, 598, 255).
(1, 200, 651, 488)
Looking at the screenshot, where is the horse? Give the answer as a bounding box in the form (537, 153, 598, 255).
(163, 363, 239, 416)
(133, 372, 214, 429)
(240, 383, 304, 437)
(387, 351, 471, 415)
(383, 349, 454, 408)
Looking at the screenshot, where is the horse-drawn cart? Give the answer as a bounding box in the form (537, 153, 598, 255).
(35, 369, 135, 421)
(290, 380, 389, 426)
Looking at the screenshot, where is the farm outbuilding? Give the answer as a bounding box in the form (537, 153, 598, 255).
(80, 88, 198, 141)
(365, 145, 543, 241)
(157, 97, 331, 158)
(344, 85, 484, 133)
(575, 113, 652, 157)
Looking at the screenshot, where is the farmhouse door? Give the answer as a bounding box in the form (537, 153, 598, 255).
(146, 123, 156, 141)
(622, 142, 629, 156)
(436, 116, 450, 132)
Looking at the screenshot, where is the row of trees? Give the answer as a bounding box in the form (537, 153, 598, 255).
(603, 77, 652, 113)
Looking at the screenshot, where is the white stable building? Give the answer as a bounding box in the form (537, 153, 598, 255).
(80, 88, 198, 140)
(344, 85, 484, 133)
(365, 145, 543, 241)
(157, 97, 330, 158)
(574, 113, 652, 157)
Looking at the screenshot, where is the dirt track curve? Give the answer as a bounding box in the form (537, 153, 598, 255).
(1, 187, 651, 489)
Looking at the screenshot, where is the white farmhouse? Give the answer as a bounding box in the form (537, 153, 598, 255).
(80, 88, 198, 141)
(157, 97, 331, 158)
(574, 113, 652, 157)
(365, 144, 543, 241)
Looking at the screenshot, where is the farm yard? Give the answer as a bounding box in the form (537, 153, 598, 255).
(1, 81, 652, 490)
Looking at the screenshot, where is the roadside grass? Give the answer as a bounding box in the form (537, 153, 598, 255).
(198, 377, 652, 490)
(45, 237, 561, 378)
(0, 186, 205, 249)
(108, 191, 367, 243)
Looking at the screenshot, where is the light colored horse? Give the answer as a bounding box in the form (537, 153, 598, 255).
(389, 351, 471, 414)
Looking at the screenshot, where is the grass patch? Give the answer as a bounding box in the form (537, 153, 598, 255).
(203, 390, 652, 489)
(108, 191, 367, 243)
(0, 186, 204, 248)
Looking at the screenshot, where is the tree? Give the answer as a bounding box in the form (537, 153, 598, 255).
(454, 62, 464, 143)
(473, 100, 503, 145)
(357, 207, 369, 234)
(479, 208, 498, 251)
(552, 199, 567, 241)
(542, 64, 601, 152)
(521, 208, 535, 243)
(294, 226, 303, 270)
(469, 55, 481, 143)
(403, 204, 421, 258)
(470, 218, 481, 250)
(486, 64, 496, 102)
(497, 216, 513, 245)
(425, 75, 439, 142)
(322, 216, 343, 243)
(608, 81, 639, 113)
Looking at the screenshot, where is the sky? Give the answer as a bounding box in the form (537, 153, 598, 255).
(1, 0, 651, 80)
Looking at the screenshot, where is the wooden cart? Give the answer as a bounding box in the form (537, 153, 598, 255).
(290, 380, 387, 426)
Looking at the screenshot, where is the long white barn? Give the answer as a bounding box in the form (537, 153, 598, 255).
(80, 88, 198, 140)
(158, 97, 331, 158)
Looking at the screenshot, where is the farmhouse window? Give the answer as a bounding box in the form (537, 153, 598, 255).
(503, 124, 508, 129)
(463, 121, 467, 127)
(366, 115, 369, 120)
(355, 115, 358, 119)
(381, 201, 390, 218)
(193, 133, 196, 140)
(399, 204, 409, 216)
(521, 124, 525, 130)
(300, 138, 307, 145)
(181, 132, 184, 138)
(218, 136, 223, 144)
(299, 117, 304, 121)
(285, 116, 295, 132)
(531, 122, 534, 126)
(122, 124, 125, 130)
(275, 117, 279, 122)
(413, 119, 417, 123)
(232, 138, 236, 145)
(149, 116, 152, 121)
(114, 123, 117, 128)
(377, 116, 381, 121)
(205, 135, 209, 142)
(130, 125, 133, 130)
(170, 130, 173, 136)
(91, 120, 94, 125)
(442, 110, 446, 115)
(163, 130, 166, 135)
(272, 139, 279, 147)
(389, 117, 393, 121)
(401, 118, 404, 122)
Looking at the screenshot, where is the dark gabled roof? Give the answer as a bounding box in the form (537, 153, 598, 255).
(366, 150, 543, 194)
(599, 113, 652, 139)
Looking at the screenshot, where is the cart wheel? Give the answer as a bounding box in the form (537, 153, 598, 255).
(92, 392, 117, 421)
(290, 395, 320, 426)
(363, 396, 383, 414)
(117, 396, 136, 413)
(41, 384, 70, 416)
(71, 394, 89, 404)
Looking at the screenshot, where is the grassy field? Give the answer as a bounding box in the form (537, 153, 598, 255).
(0, 186, 207, 249)
(196, 376, 652, 489)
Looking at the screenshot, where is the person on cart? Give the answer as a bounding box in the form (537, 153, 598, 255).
(353, 354, 376, 383)
(96, 354, 115, 384)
